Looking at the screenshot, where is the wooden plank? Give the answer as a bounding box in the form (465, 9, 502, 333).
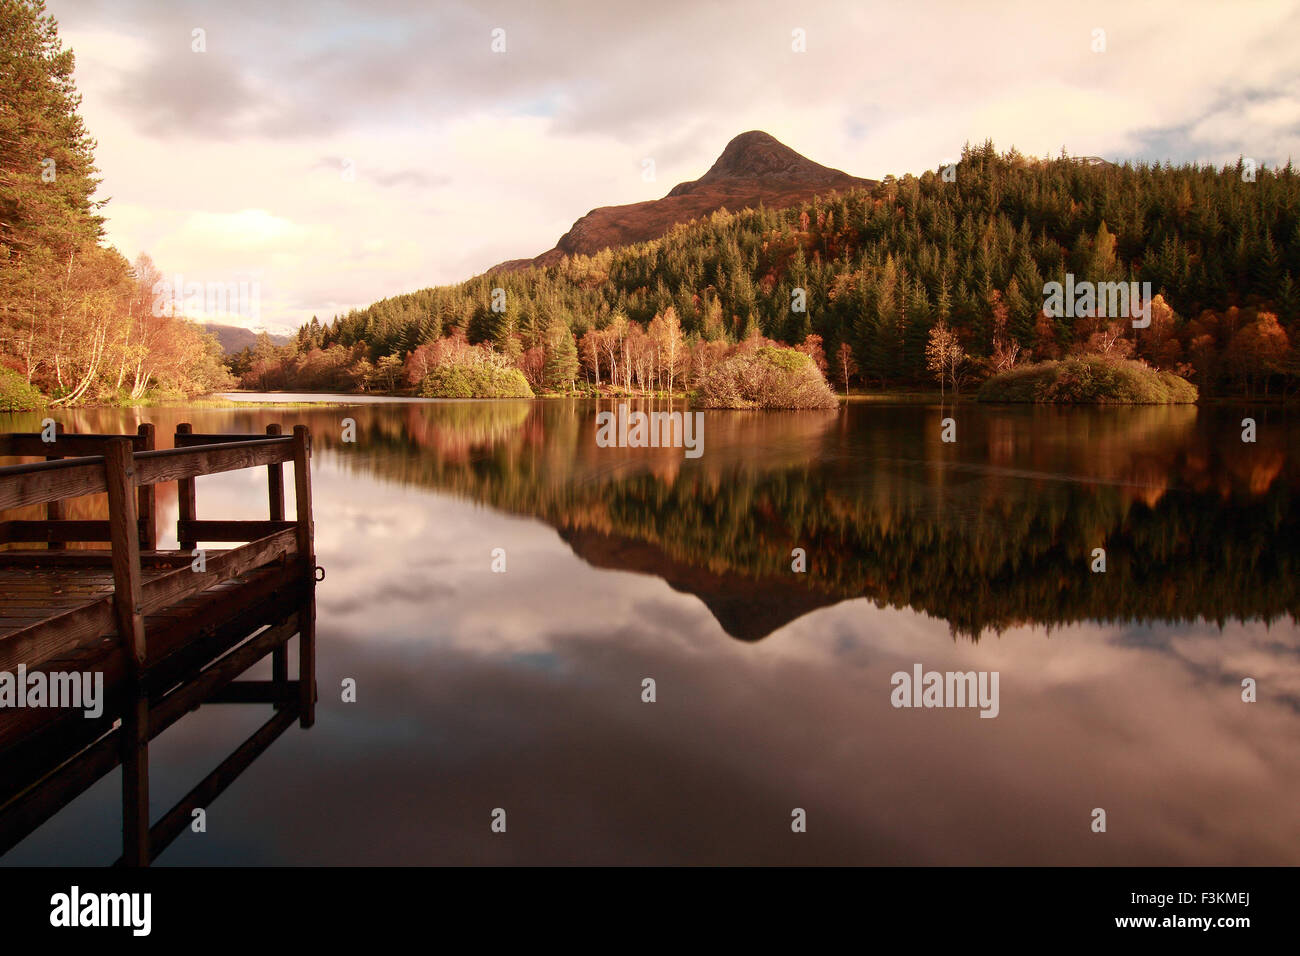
(45, 422, 66, 552)
(0, 519, 149, 544)
(0, 432, 144, 458)
(1, 432, 291, 511)
(267, 424, 289, 706)
(0, 550, 190, 569)
(138, 528, 298, 616)
(176, 519, 295, 542)
(107, 435, 149, 868)
(0, 598, 115, 673)
(105, 440, 147, 672)
(0, 456, 107, 511)
(173, 432, 283, 447)
(121, 694, 149, 867)
(176, 423, 197, 551)
(266, 425, 286, 520)
(293, 425, 316, 728)
(133, 438, 294, 487)
(136, 424, 156, 550)
(204, 680, 297, 704)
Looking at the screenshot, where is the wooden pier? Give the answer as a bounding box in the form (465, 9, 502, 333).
(0, 423, 319, 865)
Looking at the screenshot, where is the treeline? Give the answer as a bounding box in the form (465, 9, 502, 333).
(232, 308, 834, 399)
(253, 140, 1300, 398)
(0, 1, 232, 409)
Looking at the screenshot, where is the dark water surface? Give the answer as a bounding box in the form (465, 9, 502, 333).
(2, 399, 1298, 864)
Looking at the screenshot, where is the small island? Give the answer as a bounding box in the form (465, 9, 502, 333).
(693, 346, 839, 409)
(978, 357, 1198, 404)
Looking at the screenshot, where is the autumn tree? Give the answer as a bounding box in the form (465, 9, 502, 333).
(795, 333, 828, 374)
(926, 320, 971, 397)
(836, 341, 857, 395)
(1226, 312, 1289, 397)
(0, 5, 231, 403)
(579, 327, 604, 386)
(988, 290, 1021, 373)
(651, 306, 685, 393)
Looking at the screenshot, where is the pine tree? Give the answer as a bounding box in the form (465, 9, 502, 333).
(1, 0, 105, 377)
(543, 314, 578, 391)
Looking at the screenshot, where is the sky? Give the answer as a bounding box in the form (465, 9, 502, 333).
(47, 0, 1300, 334)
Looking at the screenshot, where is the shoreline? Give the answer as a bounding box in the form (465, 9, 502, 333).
(6, 390, 1296, 412)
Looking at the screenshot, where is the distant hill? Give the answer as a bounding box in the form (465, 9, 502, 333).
(493, 130, 875, 271)
(203, 323, 291, 354)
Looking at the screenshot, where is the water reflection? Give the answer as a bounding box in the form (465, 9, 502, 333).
(2, 400, 1297, 864)
(301, 400, 1298, 640)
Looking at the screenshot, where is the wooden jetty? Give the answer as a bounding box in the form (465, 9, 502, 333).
(0, 423, 319, 866)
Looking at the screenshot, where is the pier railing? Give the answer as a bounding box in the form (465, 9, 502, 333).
(0, 423, 156, 549)
(0, 423, 317, 866)
(0, 425, 315, 681)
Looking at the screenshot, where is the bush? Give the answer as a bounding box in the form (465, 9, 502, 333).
(419, 363, 533, 398)
(0, 368, 46, 411)
(977, 357, 1198, 404)
(694, 346, 839, 409)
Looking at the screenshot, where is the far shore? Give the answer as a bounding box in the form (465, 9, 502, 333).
(7, 388, 1295, 414)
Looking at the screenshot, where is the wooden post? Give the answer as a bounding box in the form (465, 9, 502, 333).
(120, 695, 150, 867)
(136, 423, 156, 551)
(292, 426, 316, 728)
(105, 439, 149, 866)
(176, 423, 196, 551)
(45, 422, 64, 550)
(267, 424, 288, 705)
(266, 424, 286, 520)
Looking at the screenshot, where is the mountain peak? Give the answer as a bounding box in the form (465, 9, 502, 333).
(668, 130, 850, 196)
(491, 130, 875, 272)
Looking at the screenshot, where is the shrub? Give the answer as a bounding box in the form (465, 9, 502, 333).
(977, 356, 1197, 404)
(419, 363, 533, 398)
(0, 368, 46, 411)
(694, 346, 839, 409)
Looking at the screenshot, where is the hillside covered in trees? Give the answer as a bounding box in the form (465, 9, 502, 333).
(0, 0, 233, 409)
(247, 141, 1299, 400)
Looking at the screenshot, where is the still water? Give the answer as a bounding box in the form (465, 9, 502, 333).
(2, 398, 1297, 864)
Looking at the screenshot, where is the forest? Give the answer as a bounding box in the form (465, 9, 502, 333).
(0, 1, 233, 410)
(241, 140, 1300, 400)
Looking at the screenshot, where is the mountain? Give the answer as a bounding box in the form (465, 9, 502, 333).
(493, 130, 874, 271)
(289, 142, 1296, 402)
(558, 526, 844, 641)
(202, 323, 291, 354)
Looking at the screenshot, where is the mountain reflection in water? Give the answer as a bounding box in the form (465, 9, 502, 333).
(1, 399, 1296, 865)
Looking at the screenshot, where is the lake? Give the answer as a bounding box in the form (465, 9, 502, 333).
(1, 398, 1297, 864)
